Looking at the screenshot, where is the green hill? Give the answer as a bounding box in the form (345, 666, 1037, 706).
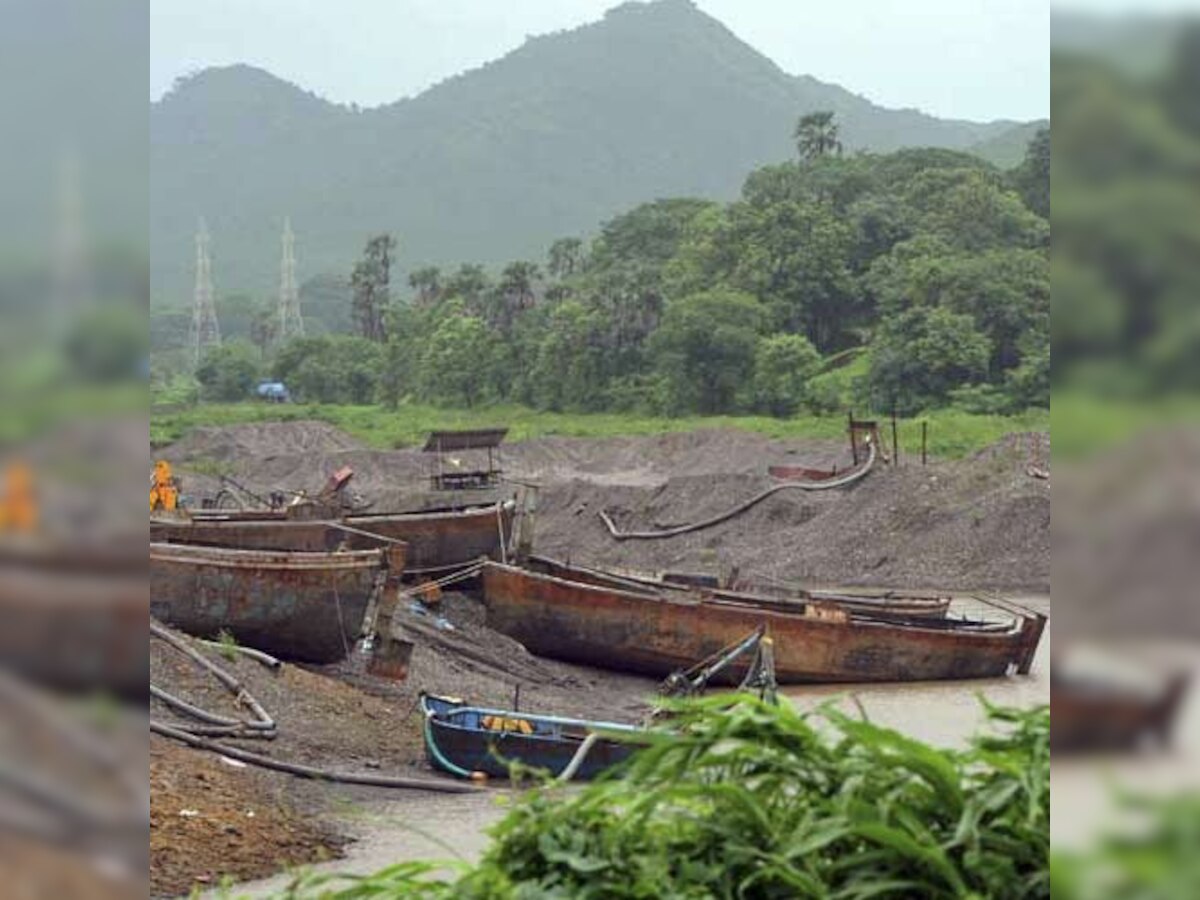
(150, 0, 1031, 306)
(969, 120, 1048, 168)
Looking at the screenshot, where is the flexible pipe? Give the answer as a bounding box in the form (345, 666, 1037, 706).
(152, 720, 482, 794)
(599, 442, 876, 541)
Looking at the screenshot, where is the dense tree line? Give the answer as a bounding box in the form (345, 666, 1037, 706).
(195, 123, 1051, 416)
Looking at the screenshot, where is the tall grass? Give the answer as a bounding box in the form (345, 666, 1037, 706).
(151, 400, 1048, 460)
(265, 697, 1050, 899)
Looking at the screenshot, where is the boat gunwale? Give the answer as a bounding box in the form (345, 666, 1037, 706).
(149, 542, 384, 570)
(482, 560, 1028, 640)
(529, 554, 952, 615)
(420, 693, 641, 739)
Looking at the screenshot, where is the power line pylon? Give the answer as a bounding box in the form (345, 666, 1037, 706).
(189, 217, 221, 366)
(277, 217, 304, 342)
(51, 148, 91, 331)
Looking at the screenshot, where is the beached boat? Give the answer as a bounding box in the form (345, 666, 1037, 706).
(420, 693, 642, 780)
(1051, 671, 1189, 752)
(0, 538, 148, 695)
(149, 543, 388, 663)
(528, 556, 951, 622)
(481, 561, 1045, 684)
(150, 501, 514, 572)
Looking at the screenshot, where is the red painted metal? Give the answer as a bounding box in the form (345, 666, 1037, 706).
(481, 562, 1045, 684)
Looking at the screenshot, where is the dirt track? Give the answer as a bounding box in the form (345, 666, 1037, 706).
(163, 422, 1049, 592)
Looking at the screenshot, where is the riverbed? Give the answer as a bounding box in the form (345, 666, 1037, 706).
(213, 594, 1054, 898)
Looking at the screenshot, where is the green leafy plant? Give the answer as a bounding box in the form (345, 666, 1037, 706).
(265, 696, 1049, 899)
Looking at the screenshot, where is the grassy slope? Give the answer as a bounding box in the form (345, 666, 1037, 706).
(151, 401, 1049, 460)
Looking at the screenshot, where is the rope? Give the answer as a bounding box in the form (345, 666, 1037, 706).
(396, 561, 486, 599)
(421, 715, 477, 779)
(331, 574, 351, 659)
(325, 520, 409, 547)
(555, 733, 600, 783)
(599, 441, 876, 541)
(496, 503, 509, 565)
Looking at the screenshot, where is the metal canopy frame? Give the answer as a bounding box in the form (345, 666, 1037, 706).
(423, 428, 509, 491)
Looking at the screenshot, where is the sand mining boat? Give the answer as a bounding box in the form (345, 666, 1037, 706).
(1051, 671, 1189, 753)
(0, 538, 148, 696)
(481, 560, 1045, 684)
(149, 543, 390, 663)
(150, 501, 514, 573)
(420, 692, 642, 780)
(526, 555, 952, 623)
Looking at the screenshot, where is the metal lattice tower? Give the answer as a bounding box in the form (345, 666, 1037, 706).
(189, 218, 221, 366)
(51, 148, 91, 330)
(277, 217, 304, 341)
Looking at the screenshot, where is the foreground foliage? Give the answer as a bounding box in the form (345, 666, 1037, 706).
(1052, 794, 1200, 899)
(266, 697, 1049, 899)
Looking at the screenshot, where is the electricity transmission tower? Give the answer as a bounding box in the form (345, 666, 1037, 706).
(277, 217, 304, 341)
(189, 218, 221, 366)
(51, 148, 91, 331)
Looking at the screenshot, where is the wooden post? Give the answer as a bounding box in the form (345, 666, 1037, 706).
(891, 409, 899, 466)
(848, 411, 858, 466)
(921, 421, 928, 466)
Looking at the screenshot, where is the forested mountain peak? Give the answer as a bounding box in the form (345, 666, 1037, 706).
(150, 0, 1036, 304)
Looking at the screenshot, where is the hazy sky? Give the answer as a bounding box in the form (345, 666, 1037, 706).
(151, 0, 1048, 122)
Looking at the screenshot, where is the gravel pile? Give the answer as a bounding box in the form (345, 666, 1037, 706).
(160, 422, 1050, 592)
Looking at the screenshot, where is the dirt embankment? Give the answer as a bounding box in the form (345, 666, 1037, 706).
(162, 422, 1050, 592)
(149, 594, 654, 897)
(151, 421, 1049, 894)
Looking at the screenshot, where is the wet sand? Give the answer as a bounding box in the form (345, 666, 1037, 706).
(213, 593, 1052, 898)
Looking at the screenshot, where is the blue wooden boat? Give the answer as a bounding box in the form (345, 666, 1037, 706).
(420, 693, 643, 780)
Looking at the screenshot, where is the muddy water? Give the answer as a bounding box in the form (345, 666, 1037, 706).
(212, 594, 1052, 898)
(784, 595, 1050, 748)
(1051, 640, 1200, 851)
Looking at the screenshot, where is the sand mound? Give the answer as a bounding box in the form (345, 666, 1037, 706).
(163, 421, 364, 468)
(157, 422, 1050, 592)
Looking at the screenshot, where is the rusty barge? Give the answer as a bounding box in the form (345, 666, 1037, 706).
(0, 539, 148, 696)
(150, 501, 514, 572)
(480, 561, 1044, 684)
(149, 543, 391, 663)
(1051, 671, 1190, 752)
(529, 556, 952, 622)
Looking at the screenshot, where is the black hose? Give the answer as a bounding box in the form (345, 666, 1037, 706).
(150, 721, 482, 794)
(599, 443, 876, 541)
(151, 623, 481, 794)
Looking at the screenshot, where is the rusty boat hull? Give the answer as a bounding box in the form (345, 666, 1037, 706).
(149, 543, 384, 663)
(0, 540, 148, 696)
(150, 502, 513, 571)
(346, 503, 513, 572)
(481, 562, 1044, 684)
(1051, 673, 1190, 753)
(529, 556, 951, 622)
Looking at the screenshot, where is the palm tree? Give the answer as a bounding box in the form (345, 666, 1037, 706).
(794, 111, 843, 162)
(408, 266, 442, 308)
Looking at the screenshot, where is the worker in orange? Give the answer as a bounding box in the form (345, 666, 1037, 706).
(0, 460, 38, 533)
(150, 460, 180, 512)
